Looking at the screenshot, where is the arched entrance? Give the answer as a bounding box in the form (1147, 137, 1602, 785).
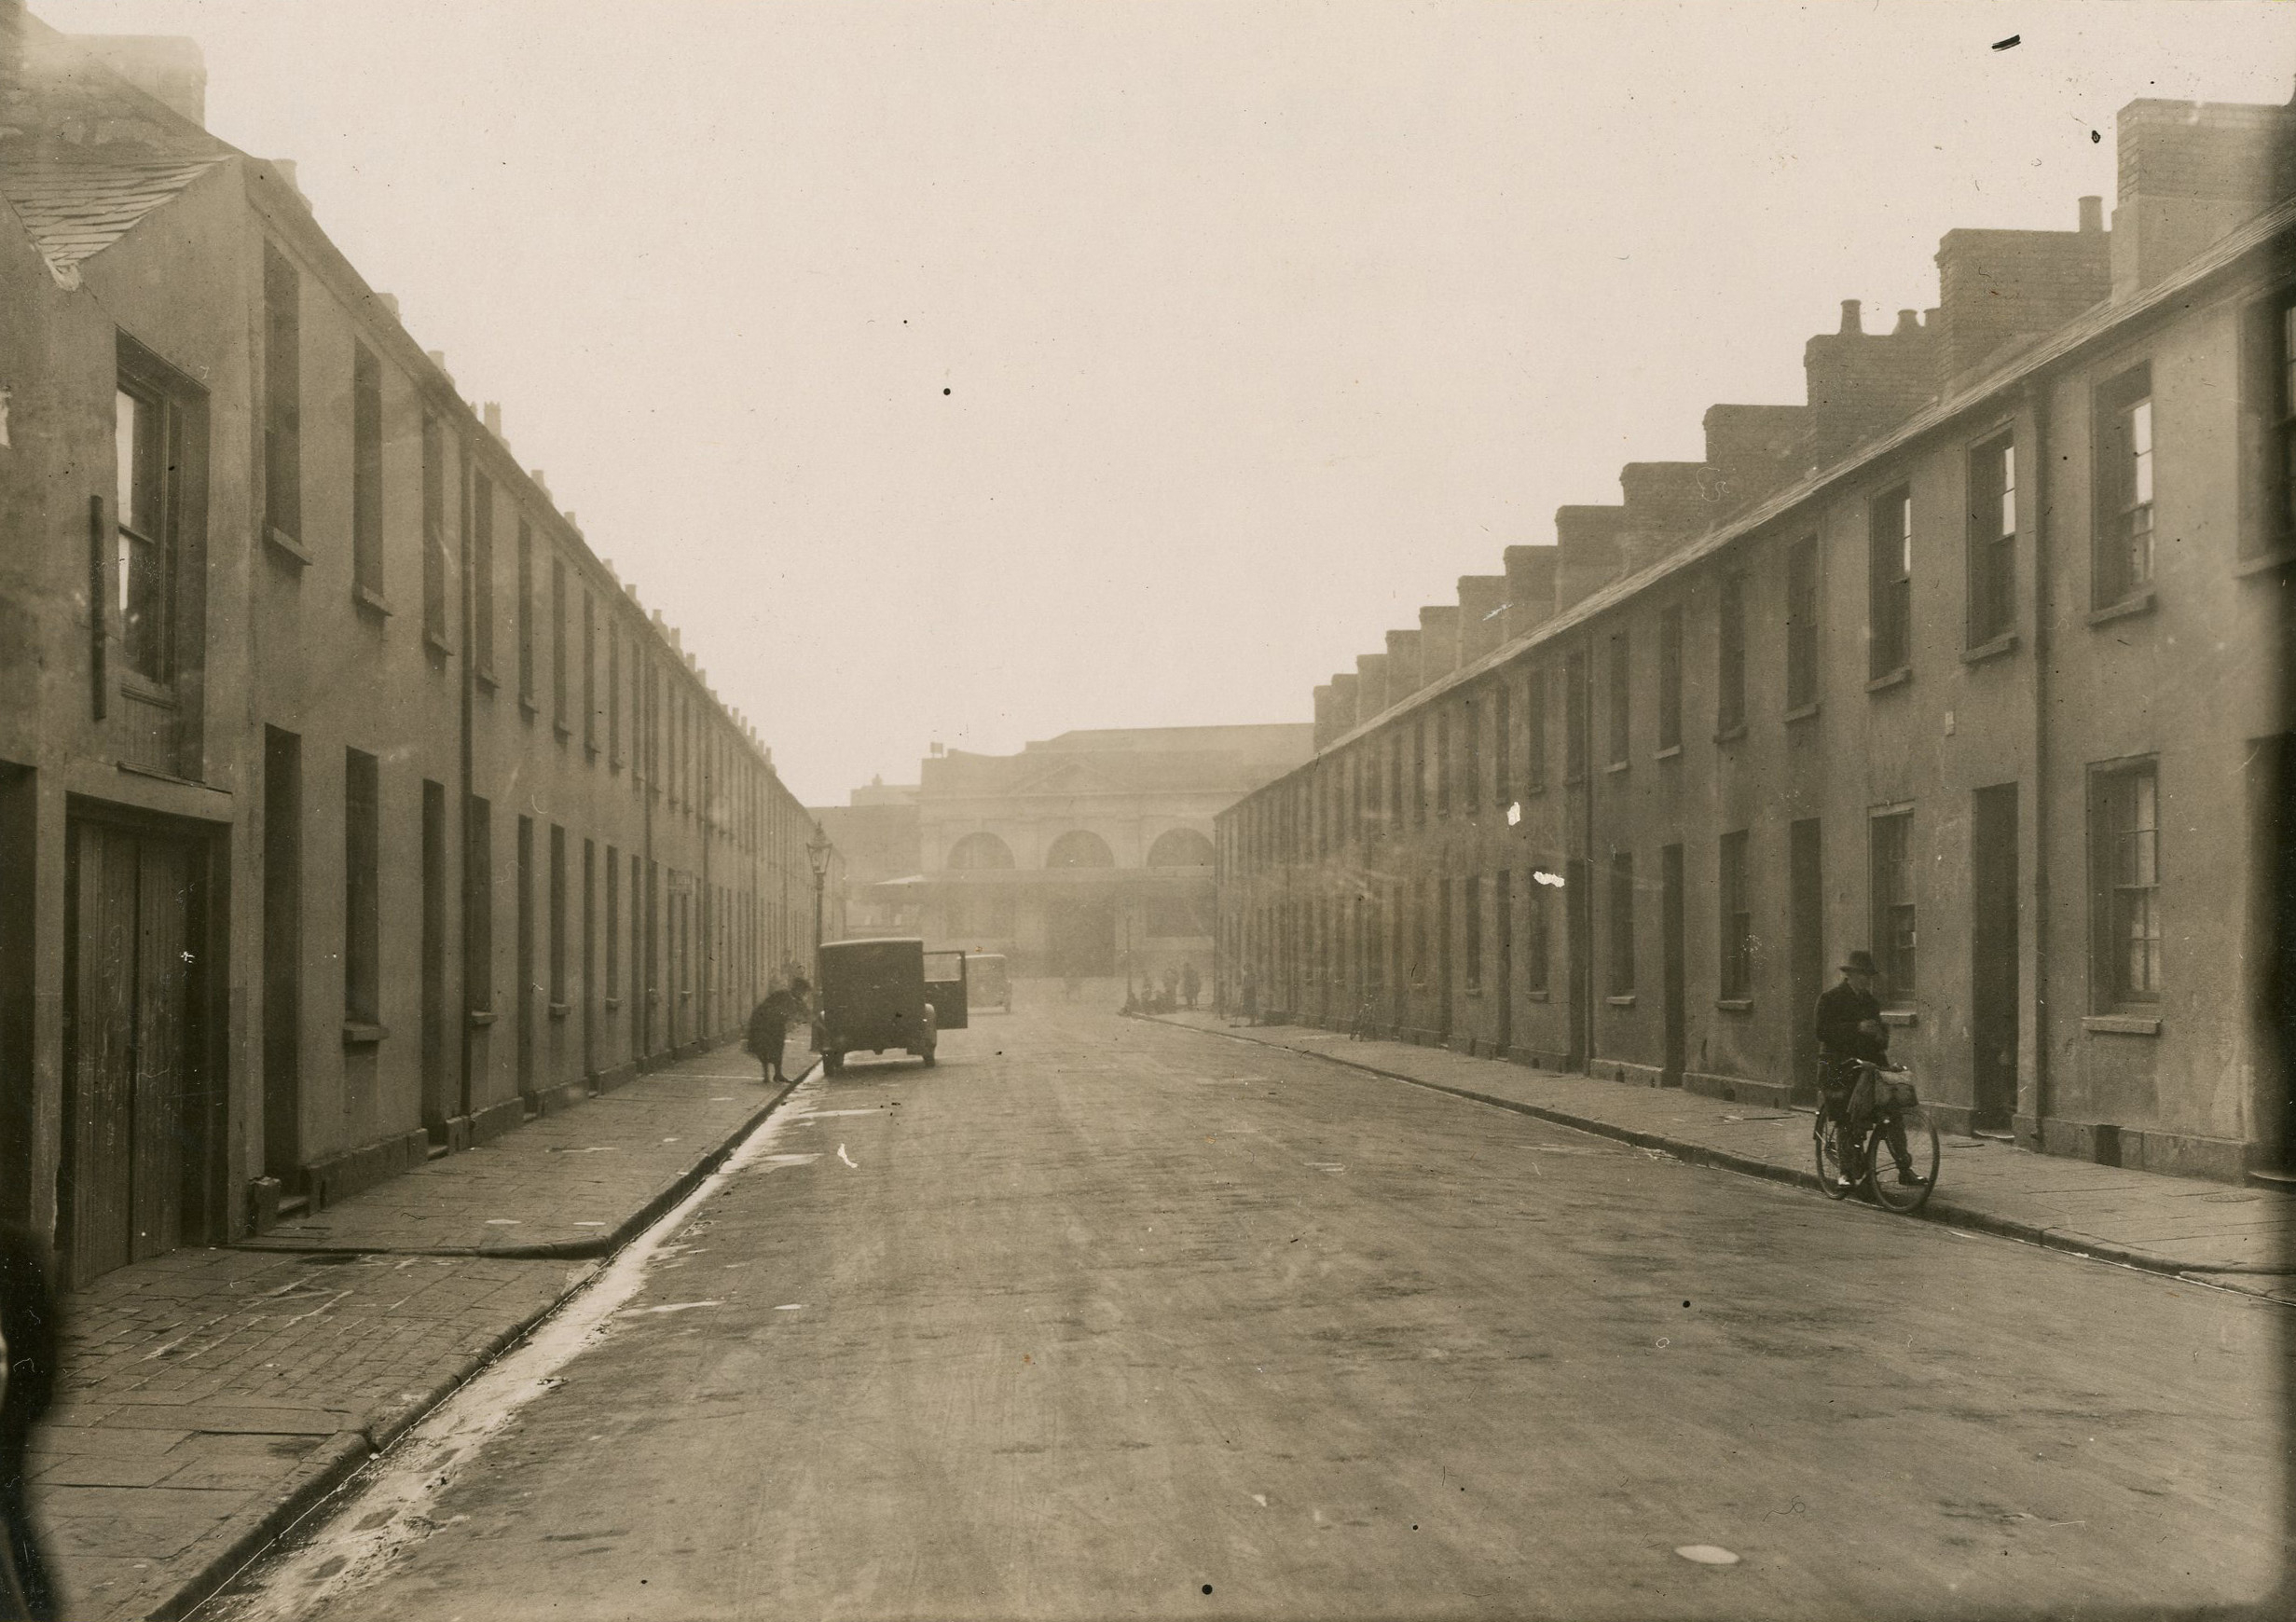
(1044, 830, 1115, 975)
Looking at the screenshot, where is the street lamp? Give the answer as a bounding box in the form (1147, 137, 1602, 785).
(805, 820, 832, 989)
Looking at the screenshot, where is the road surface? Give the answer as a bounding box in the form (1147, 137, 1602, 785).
(211, 985, 2286, 1620)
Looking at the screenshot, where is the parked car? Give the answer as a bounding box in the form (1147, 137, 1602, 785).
(817, 939, 969, 1074)
(969, 953, 1012, 1013)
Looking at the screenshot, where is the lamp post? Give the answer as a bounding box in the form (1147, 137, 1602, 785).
(805, 820, 832, 991)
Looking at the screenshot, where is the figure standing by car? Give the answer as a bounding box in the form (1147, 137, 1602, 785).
(746, 977, 810, 1087)
(1814, 951, 1917, 1187)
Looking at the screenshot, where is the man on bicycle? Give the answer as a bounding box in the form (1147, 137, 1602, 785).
(1815, 950, 1918, 1188)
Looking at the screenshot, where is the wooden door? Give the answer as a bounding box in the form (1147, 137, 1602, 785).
(1788, 819, 1823, 1107)
(67, 819, 195, 1285)
(1971, 786, 2020, 1132)
(1660, 844, 1685, 1087)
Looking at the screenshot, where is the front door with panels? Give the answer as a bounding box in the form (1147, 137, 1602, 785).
(63, 816, 206, 1286)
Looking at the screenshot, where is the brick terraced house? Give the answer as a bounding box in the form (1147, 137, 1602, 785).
(0, 14, 825, 1285)
(1218, 92, 2296, 1184)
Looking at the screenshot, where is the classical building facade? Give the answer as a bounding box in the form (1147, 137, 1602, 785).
(914, 726, 1312, 980)
(1220, 93, 2295, 1184)
(0, 16, 824, 1286)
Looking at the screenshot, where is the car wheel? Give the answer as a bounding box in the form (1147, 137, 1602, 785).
(824, 1052, 845, 1076)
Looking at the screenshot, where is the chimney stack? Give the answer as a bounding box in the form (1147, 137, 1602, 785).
(483, 402, 503, 438)
(72, 34, 205, 127)
(1417, 606, 1460, 686)
(2079, 194, 2104, 234)
(1356, 652, 1391, 720)
(1456, 574, 1509, 665)
(1384, 628, 1423, 701)
(1503, 545, 1559, 639)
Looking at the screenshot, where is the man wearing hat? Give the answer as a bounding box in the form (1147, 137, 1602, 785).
(1814, 951, 1918, 1188)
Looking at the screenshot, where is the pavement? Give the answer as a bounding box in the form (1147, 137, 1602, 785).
(1148, 1009, 2296, 1299)
(31, 1035, 811, 1622)
(199, 992, 2286, 1621)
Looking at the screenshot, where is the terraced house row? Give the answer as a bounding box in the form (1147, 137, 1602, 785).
(0, 17, 830, 1286)
(1217, 91, 2296, 1185)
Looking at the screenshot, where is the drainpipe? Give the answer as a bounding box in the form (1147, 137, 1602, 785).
(2027, 378, 2054, 1144)
(456, 438, 475, 1121)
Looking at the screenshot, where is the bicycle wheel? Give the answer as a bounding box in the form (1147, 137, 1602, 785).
(1813, 1113, 1855, 1200)
(1863, 1109, 1941, 1213)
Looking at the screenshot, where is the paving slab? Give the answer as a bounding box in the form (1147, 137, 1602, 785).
(1150, 1010, 2296, 1284)
(31, 1038, 809, 1622)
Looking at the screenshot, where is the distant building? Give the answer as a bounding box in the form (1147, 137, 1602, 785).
(873, 726, 1313, 979)
(810, 777, 922, 936)
(1221, 93, 2296, 1185)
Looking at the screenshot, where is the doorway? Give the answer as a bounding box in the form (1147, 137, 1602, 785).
(1494, 869, 1514, 1057)
(1971, 785, 2020, 1133)
(63, 814, 213, 1286)
(1566, 856, 1591, 1072)
(1660, 844, 1685, 1087)
(1788, 818, 1823, 1107)
(262, 729, 302, 1179)
(1048, 892, 1115, 976)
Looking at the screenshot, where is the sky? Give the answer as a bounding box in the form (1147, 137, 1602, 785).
(34, 1, 2296, 805)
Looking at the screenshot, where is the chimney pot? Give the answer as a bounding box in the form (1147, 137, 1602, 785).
(483, 402, 502, 437)
(1893, 308, 1919, 335)
(1840, 298, 1863, 335)
(2078, 194, 2104, 233)
(377, 292, 398, 319)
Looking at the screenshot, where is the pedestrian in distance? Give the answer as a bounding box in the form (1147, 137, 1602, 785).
(1161, 964, 1181, 1010)
(0, 1223, 59, 1622)
(1180, 960, 1200, 1010)
(746, 977, 810, 1087)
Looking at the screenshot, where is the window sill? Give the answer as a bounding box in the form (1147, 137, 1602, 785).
(352, 584, 393, 618)
(2083, 1013, 2161, 1037)
(1783, 701, 1821, 725)
(1605, 994, 1637, 1008)
(341, 1021, 388, 1048)
(474, 668, 499, 694)
(547, 1001, 571, 1020)
(265, 526, 310, 566)
(1712, 722, 1747, 744)
(518, 696, 540, 720)
(2234, 543, 2296, 579)
(1714, 997, 1753, 1013)
(1464, 986, 1483, 999)
(1880, 1009, 1918, 1027)
(116, 760, 220, 791)
(424, 629, 453, 658)
(467, 1010, 498, 1028)
(1654, 743, 1683, 761)
(1961, 631, 2020, 666)
(2086, 589, 2156, 629)
(1866, 667, 1912, 694)
(585, 743, 600, 761)
(554, 723, 572, 744)
(1521, 989, 1550, 1003)
(1604, 760, 1629, 776)
(603, 997, 622, 1010)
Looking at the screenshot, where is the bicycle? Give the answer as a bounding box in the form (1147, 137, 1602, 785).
(1812, 1060, 1941, 1214)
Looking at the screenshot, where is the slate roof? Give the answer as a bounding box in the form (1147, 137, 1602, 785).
(1, 151, 227, 287)
(0, 9, 234, 287)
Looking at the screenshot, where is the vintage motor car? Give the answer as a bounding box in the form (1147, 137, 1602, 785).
(969, 953, 1012, 1013)
(817, 939, 969, 1074)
